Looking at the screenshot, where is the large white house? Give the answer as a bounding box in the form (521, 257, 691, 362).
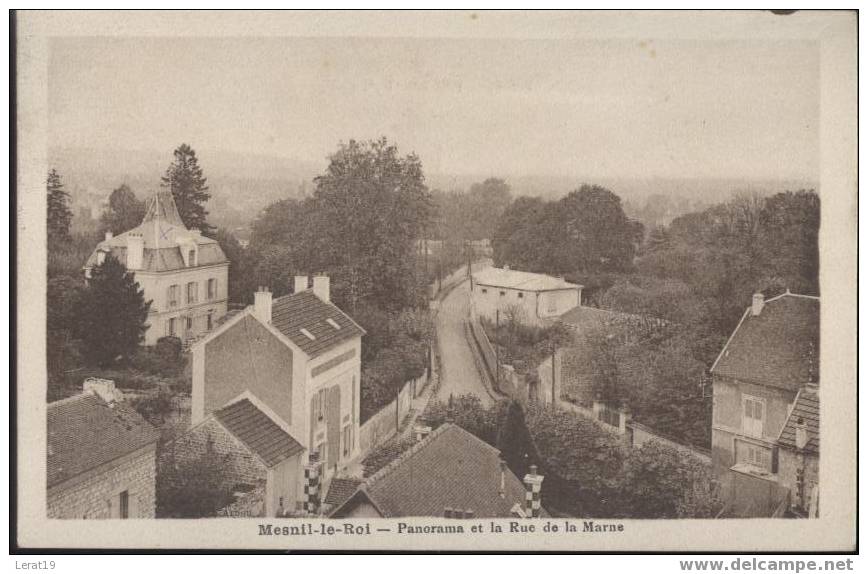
(83, 191, 230, 345)
(470, 266, 583, 326)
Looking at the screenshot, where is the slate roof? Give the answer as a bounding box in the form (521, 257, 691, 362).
(323, 477, 364, 508)
(47, 393, 160, 489)
(473, 267, 581, 292)
(777, 387, 820, 455)
(213, 399, 304, 467)
(330, 424, 537, 518)
(84, 191, 228, 273)
(270, 290, 365, 358)
(711, 293, 819, 391)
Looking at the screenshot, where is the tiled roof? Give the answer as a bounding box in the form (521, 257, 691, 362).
(47, 393, 160, 489)
(711, 293, 819, 391)
(777, 387, 819, 455)
(84, 192, 227, 272)
(270, 291, 365, 358)
(323, 477, 364, 508)
(331, 424, 535, 518)
(213, 399, 304, 467)
(473, 267, 581, 292)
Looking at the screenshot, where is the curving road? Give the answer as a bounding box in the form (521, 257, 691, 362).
(434, 279, 492, 407)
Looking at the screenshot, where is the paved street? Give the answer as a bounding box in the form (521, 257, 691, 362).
(434, 279, 493, 407)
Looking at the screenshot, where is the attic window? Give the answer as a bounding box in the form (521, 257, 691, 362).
(300, 328, 316, 341)
(326, 318, 341, 330)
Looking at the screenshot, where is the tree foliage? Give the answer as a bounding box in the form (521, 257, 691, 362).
(214, 227, 256, 304)
(156, 447, 234, 518)
(492, 185, 643, 276)
(100, 184, 146, 235)
(47, 169, 73, 244)
(161, 144, 212, 234)
(77, 254, 151, 366)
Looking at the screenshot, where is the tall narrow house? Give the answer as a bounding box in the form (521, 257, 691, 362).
(84, 191, 230, 345)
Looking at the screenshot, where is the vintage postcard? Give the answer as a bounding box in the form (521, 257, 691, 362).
(14, 10, 857, 551)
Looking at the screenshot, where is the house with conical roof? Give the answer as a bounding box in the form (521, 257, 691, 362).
(84, 191, 230, 345)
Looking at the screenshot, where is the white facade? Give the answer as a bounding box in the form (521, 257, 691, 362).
(470, 267, 582, 326)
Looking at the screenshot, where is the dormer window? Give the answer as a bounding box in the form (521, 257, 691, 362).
(188, 249, 197, 267)
(300, 328, 316, 341)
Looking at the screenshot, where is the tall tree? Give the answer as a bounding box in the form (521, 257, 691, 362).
(161, 144, 212, 234)
(312, 137, 433, 311)
(100, 184, 146, 235)
(47, 169, 72, 243)
(77, 255, 151, 366)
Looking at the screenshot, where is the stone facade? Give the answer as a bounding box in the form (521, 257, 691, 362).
(48, 445, 157, 519)
(157, 418, 267, 495)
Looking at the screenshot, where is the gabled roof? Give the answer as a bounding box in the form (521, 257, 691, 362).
(213, 399, 304, 467)
(777, 387, 819, 455)
(330, 424, 535, 518)
(324, 477, 364, 508)
(270, 291, 365, 358)
(472, 267, 581, 292)
(84, 191, 227, 272)
(47, 393, 160, 489)
(711, 292, 819, 392)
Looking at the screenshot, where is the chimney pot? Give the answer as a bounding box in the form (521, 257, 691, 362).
(751, 293, 765, 316)
(105, 230, 113, 241)
(84, 377, 121, 403)
(254, 288, 273, 324)
(312, 275, 330, 303)
(294, 275, 308, 294)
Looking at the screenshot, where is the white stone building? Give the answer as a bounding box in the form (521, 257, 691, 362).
(83, 191, 230, 345)
(470, 266, 582, 326)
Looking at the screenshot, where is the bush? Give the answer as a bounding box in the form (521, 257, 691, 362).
(131, 389, 175, 427)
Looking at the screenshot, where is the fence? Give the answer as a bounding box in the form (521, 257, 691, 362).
(358, 372, 428, 455)
(465, 310, 525, 401)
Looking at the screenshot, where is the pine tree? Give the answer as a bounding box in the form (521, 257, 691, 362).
(77, 255, 151, 366)
(101, 183, 146, 235)
(46, 169, 72, 243)
(160, 144, 212, 234)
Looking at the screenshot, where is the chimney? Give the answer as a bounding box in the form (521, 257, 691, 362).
(795, 417, 809, 450)
(523, 464, 544, 518)
(254, 287, 273, 324)
(84, 377, 121, 403)
(414, 425, 432, 443)
(303, 450, 324, 516)
(294, 275, 309, 294)
(126, 233, 144, 271)
(104, 230, 113, 241)
(499, 459, 507, 499)
(312, 275, 330, 302)
(751, 293, 765, 317)
(96, 249, 106, 266)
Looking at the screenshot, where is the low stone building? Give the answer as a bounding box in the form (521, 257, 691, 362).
(47, 380, 160, 519)
(470, 266, 582, 327)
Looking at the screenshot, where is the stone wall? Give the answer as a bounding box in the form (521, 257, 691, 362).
(48, 446, 157, 519)
(157, 417, 267, 494)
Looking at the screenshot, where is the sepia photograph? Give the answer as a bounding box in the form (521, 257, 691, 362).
(13, 9, 858, 553)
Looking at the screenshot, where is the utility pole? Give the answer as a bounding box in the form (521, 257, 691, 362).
(551, 347, 556, 409)
(495, 309, 500, 389)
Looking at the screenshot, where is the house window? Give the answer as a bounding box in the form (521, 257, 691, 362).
(314, 388, 326, 422)
(207, 278, 217, 300)
(481, 288, 488, 294)
(188, 249, 197, 267)
(342, 424, 353, 458)
(187, 282, 198, 304)
(167, 317, 177, 337)
(316, 442, 327, 463)
(500, 291, 506, 297)
(186, 316, 193, 333)
(742, 395, 765, 438)
(518, 292, 524, 299)
(167, 284, 180, 308)
(737, 439, 772, 473)
(206, 311, 214, 331)
(119, 490, 129, 519)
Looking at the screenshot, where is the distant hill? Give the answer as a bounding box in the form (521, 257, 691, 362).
(49, 146, 817, 237)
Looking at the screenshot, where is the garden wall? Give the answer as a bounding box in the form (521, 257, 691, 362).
(357, 372, 427, 456)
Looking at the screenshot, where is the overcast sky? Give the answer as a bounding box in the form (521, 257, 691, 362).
(48, 36, 819, 181)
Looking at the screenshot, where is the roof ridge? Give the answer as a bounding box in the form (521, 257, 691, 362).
(362, 423, 455, 488)
(765, 291, 820, 304)
(48, 391, 99, 410)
